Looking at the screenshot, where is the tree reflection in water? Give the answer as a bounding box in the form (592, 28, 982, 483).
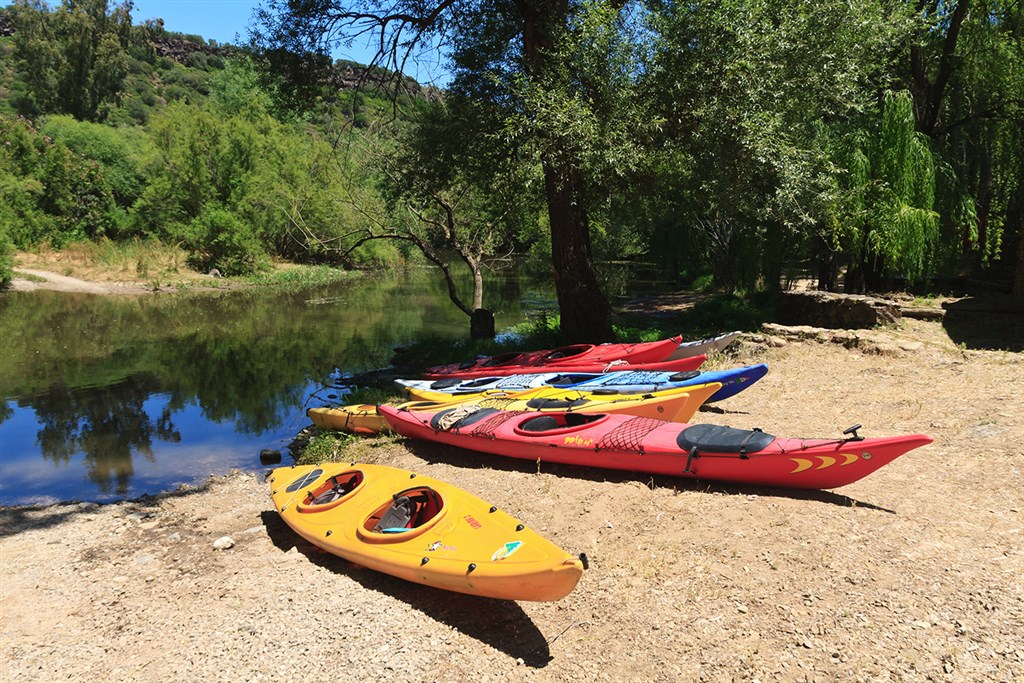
(0, 268, 536, 504)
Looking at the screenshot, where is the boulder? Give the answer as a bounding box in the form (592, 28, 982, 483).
(775, 291, 901, 329)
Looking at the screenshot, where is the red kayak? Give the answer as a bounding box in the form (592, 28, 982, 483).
(423, 352, 706, 380)
(423, 335, 684, 379)
(378, 405, 933, 490)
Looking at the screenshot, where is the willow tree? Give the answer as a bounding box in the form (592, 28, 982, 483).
(838, 91, 944, 292)
(897, 0, 1023, 298)
(641, 0, 907, 292)
(251, 0, 656, 342)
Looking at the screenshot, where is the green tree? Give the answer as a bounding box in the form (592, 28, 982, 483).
(0, 224, 14, 290)
(897, 0, 1023, 301)
(252, 0, 659, 341)
(9, 0, 134, 121)
(0, 113, 116, 245)
(335, 96, 537, 337)
(839, 91, 943, 292)
(643, 0, 905, 291)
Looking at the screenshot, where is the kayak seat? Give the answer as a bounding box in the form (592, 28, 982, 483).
(525, 397, 591, 410)
(481, 352, 522, 367)
(668, 370, 701, 382)
(430, 407, 502, 431)
(309, 474, 360, 505)
(547, 373, 598, 386)
(430, 378, 464, 389)
(374, 495, 415, 532)
(543, 345, 587, 361)
(373, 488, 443, 533)
(519, 415, 560, 432)
(676, 424, 775, 454)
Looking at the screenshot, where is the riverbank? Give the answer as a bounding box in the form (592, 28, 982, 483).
(2, 318, 1021, 682)
(8, 246, 356, 294)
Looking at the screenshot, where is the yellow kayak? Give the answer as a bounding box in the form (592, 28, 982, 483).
(307, 403, 383, 434)
(307, 382, 722, 435)
(269, 462, 585, 601)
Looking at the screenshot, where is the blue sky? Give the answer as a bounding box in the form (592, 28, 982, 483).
(131, 0, 262, 46)
(130, 1, 448, 83)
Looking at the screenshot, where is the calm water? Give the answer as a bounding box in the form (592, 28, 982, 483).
(0, 268, 548, 506)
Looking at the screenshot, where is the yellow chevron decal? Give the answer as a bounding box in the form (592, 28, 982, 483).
(790, 458, 814, 473)
(790, 453, 862, 473)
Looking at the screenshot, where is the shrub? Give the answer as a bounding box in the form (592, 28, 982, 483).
(185, 207, 267, 276)
(0, 225, 13, 290)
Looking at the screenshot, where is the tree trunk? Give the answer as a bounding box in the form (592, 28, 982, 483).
(545, 162, 614, 342)
(520, 0, 615, 343)
(816, 235, 839, 292)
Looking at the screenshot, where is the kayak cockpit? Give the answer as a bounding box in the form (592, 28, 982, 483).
(358, 486, 447, 542)
(514, 412, 609, 435)
(479, 352, 526, 367)
(297, 470, 365, 513)
(524, 396, 592, 410)
(540, 344, 592, 362)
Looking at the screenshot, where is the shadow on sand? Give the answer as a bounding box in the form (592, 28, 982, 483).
(942, 296, 1024, 352)
(400, 440, 897, 514)
(261, 509, 555, 667)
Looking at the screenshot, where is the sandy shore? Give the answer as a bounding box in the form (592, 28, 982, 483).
(2, 318, 1022, 682)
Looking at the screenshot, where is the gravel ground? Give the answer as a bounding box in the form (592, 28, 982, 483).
(2, 318, 1022, 683)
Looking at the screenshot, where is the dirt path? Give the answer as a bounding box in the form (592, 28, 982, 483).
(9, 268, 154, 294)
(2, 319, 1022, 682)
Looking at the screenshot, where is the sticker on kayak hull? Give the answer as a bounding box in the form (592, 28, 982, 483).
(491, 541, 523, 561)
(425, 540, 457, 552)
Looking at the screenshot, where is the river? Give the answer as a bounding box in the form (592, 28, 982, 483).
(0, 268, 552, 506)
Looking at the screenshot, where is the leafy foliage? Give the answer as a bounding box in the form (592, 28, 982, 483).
(8, 0, 133, 121)
(0, 223, 13, 289)
(2, 0, 1023, 305)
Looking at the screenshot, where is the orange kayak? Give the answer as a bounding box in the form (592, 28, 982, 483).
(269, 462, 585, 601)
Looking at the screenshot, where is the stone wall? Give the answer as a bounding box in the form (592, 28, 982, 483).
(776, 290, 901, 329)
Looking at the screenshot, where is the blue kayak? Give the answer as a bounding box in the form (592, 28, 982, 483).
(544, 364, 768, 402)
(395, 364, 768, 403)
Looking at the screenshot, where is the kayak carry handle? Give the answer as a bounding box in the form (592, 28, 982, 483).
(843, 424, 864, 441)
(684, 446, 699, 474)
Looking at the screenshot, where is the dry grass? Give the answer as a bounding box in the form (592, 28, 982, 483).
(14, 240, 203, 287)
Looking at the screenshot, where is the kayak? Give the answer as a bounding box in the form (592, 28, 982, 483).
(397, 363, 769, 403)
(667, 331, 742, 360)
(269, 462, 585, 601)
(422, 353, 706, 380)
(307, 382, 723, 435)
(423, 335, 685, 378)
(307, 404, 385, 434)
(378, 405, 933, 490)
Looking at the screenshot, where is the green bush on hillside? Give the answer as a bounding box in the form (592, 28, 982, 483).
(0, 114, 117, 246)
(185, 207, 267, 276)
(0, 225, 13, 290)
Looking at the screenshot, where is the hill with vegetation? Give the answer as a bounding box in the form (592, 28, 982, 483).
(0, 1, 450, 288)
(2, 0, 1022, 328)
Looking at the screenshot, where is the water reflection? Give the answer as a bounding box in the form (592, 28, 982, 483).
(0, 269, 539, 505)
